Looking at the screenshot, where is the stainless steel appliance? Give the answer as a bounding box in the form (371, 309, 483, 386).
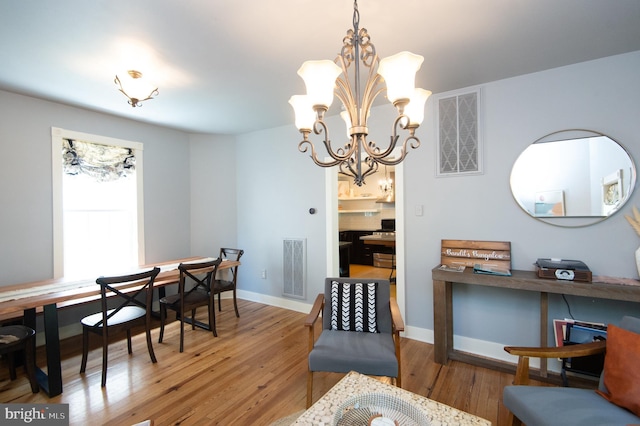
(379, 219, 395, 232)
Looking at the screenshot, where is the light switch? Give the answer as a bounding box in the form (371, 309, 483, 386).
(415, 205, 424, 216)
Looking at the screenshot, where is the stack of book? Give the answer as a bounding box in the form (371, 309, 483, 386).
(553, 318, 607, 378)
(472, 264, 512, 276)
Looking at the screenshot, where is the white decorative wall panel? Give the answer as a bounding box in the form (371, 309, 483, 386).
(437, 88, 482, 176)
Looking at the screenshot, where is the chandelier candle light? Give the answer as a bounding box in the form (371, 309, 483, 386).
(379, 165, 393, 195)
(289, 0, 431, 186)
(114, 70, 159, 107)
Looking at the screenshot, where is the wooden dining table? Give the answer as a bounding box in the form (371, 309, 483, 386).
(0, 257, 240, 397)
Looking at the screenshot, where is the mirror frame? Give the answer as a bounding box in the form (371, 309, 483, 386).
(510, 129, 636, 228)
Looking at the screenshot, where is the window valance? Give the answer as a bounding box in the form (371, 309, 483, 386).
(62, 139, 135, 182)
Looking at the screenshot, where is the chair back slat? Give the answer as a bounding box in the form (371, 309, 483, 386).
(95, 268, 160, 328)
(219, 248, 244, 280)
(178, 258, 222, 298)
(220, 248, 244, 261)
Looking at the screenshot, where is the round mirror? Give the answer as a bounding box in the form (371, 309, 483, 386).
(510, 129, 636, 227)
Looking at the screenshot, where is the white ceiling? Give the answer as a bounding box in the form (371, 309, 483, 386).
(1, 0, 639, 135)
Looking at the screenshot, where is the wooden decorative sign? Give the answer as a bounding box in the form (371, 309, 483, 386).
(440, 239, 511, 270)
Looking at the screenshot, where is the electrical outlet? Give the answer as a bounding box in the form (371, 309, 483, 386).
(261, 270, 267, 279)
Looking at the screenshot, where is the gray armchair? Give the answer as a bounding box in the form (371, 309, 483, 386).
(503, 316, 640, 426)
(304, 278, 404, 408)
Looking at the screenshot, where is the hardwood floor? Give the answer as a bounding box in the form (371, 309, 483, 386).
(349, 264, 396, 297)
(0, 298, 548, 425)
(349, 264, 394, 280)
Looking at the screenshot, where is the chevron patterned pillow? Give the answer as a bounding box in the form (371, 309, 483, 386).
(330, 281, 378, 333)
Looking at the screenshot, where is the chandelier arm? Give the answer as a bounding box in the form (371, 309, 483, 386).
(373, 134, 422, 166)
(362, 113, 411, 159)
(356, 137, 378, 185)
(340, 157, 377, 186)
(138, 89, 159, 103)
(337, 137, 375, 186)
(298, 120, 360, 168)
(359, 113, 422, 167)
(340, 157, 360, 180)
(339, 161, 355, 177)
(298, 139, 342, 168)
(339, 162, 363, 185)
(129, 89, 159, 107)
(360, 160, 378, 180)
(339, 151, 363, 181)
(316, 121, 359, 163)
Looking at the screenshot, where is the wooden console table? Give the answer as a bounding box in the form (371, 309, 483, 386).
(432, 266, 640, 378)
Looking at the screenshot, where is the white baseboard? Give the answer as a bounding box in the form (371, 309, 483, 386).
(402, 325, 433, 343)
(236, 289, 311, 314)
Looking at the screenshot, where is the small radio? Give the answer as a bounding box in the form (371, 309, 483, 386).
(535, 258, 592, 282)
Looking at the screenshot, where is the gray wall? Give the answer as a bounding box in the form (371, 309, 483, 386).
(2, 50, 640, 362)
(0, 94, 239, 284)
(0, 91, 235, 337)
(410, 50, 640, 355)
(189, 133, 238, 254)
(233, 50, 640, 361)
(0, 91, 192, 286)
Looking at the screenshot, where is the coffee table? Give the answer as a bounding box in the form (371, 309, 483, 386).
(293, 371, 491, 425)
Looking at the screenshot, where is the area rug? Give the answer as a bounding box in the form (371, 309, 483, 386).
(268, 410, 305, 426)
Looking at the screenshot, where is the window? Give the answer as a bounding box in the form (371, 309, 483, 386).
(436, 88, 483, 176)
(51, 127, 145, 279)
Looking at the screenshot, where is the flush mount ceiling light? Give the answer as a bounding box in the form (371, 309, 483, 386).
(289, 0, 431, 186)
(114, 70, 159, 107)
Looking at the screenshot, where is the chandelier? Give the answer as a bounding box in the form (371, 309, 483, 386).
(289, 0, 431, 186)
(379, 166, 393, 195)
(114, 70, 159, 107)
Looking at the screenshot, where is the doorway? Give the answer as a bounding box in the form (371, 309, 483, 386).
(325, 163, 406, 321)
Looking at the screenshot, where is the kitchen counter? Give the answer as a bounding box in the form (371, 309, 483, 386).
(360, 235, 396, 241)
(360, 234, 396, 247)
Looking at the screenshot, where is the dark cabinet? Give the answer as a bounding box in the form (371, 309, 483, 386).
(339, 230, 375, 266)
(338, 242, 352, 277)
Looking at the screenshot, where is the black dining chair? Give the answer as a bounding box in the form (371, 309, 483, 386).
(158, 258, 222, 352)
(213, 248, 244, 317)
(79, 267, 160, 387)
(0, 325, 39, 393)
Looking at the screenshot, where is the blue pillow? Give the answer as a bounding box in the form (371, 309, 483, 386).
(330, 281, 378, 333)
